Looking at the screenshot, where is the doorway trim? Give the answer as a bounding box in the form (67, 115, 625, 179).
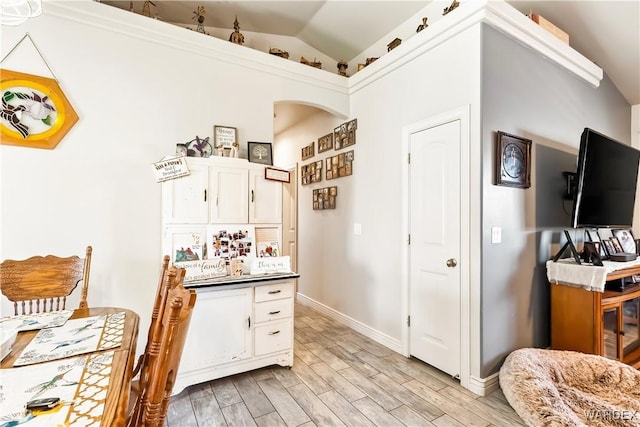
(400, 105, 471, 390)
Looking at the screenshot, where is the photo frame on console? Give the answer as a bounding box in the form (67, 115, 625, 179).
(612, 229, 636, 254)
(602, 239, 616, 257)
(611, 237, 624, 254)
(586, 228, 608, 259)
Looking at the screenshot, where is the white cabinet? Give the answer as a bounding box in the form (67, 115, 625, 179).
(209, 165, 248, 223)
(249, 166, 282, 224)
(162, 157, 281, 225)
(178, 287, 252, 372)
(174, 279, 295, 394)
(162, 163, 208, 224)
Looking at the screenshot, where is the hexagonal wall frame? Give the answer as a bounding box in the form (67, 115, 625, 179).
(1, 69, 78, 149)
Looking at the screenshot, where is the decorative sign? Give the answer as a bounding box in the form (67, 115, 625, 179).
(249, 256, 291, 275)
(153, 156, 190, 183)
(265, 167, 290, 183)
(214, 125, 237, 149)
(0, 69, 79, 149)
(179, 258, 227, 282)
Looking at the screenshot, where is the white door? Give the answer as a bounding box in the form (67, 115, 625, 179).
(281, 165, 298, 275)
(409, 119, 461, 377)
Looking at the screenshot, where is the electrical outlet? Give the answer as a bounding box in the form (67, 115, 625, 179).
(491, 227, 502, 244)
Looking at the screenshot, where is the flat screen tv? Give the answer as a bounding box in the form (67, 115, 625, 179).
(571, 128, 640, 228)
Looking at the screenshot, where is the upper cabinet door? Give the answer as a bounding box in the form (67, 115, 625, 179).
(162, 164, 209, 224)
(249, 167, 282, 223)
(210, 166, 249, 223)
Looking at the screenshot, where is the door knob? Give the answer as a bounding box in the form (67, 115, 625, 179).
(446, 258, 457, 268)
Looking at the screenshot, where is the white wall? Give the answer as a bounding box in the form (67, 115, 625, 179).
(275, 25, 482, 371)
(0, 1, 348, 351)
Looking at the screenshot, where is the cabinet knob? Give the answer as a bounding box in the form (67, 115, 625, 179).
(268, 330, 281, 335)
(251, 190, 254, 202)
(269, 310, 281, 315)
(268, 290, 281, 294)
(446, 258, 458, 268)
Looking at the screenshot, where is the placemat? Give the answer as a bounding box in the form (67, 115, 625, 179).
(0, 310, 73, 332)
(13, 312, 125, 366)
(0, 350, 114, 426)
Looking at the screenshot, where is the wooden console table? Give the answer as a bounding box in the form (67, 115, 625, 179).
(550, 263, 640, 368)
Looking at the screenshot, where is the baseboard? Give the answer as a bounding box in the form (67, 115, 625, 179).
(296, 293, 403, 354)
(467, 372, 500, 396)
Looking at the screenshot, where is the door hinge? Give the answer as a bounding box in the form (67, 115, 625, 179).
(408, 234, 411, 245)
(408, 153, 411, 164)
(407, 316, 411, 327)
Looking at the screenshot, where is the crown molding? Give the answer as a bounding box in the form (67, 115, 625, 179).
(43, 0, 349, 96)
(349, 0, 602, 94)
(43, 0, 602, 100)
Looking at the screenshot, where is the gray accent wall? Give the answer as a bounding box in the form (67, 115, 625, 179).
(480, 25, 631, 377)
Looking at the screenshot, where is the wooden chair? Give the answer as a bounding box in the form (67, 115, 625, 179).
(0, 246, 93, 315)
(127, 261, 196, 427)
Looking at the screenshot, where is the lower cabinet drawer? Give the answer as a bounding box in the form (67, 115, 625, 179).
(254, 318, 293, 356)
(255, 281, 294, 302)
(254, 298, 293, 323)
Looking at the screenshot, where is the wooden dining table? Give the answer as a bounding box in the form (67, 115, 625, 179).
(1, 307, 140, 426)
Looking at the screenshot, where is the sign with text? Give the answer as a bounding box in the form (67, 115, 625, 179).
(249, 256, 291, 275)
(178, 258, 227, 282)
(153, 156, 190, 183)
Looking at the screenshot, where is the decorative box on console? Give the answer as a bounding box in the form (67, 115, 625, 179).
(528, 13, 569, 45)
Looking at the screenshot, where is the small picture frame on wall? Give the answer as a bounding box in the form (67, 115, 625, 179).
(302, 141, 315, 160)
(248, 141, 273, 165)
(495, 131, 532, 189)
(318, 133, 333, 153)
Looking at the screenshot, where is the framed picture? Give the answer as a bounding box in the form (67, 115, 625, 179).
(602, 239, 616, 256)
(612, 229, 636, 254)
(586, 228, 607, 259)
(265, 167, 290, 183)
(213, 125, 237, 149)
(301, 141, 314, 160)
(248, 141, 273, 165)
(495, 131, 532, 189)
(318, 133, 333, 153)
(611, 236, 625, 254)
(0, 69, 79, 149)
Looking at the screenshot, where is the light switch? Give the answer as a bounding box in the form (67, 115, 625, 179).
(354, 223, 362, 235)
(491, 227, 502, 244)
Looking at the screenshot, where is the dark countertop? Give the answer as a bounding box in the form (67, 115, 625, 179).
(184, 272, 299, 290)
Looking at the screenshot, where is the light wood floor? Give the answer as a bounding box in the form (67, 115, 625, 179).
(166, 302, 525, 426)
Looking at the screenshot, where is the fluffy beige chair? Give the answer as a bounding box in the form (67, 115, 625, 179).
(499, 348, 640, 427)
